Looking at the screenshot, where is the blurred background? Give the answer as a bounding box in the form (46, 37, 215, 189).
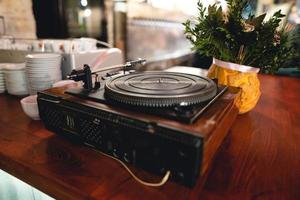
(0, 0, 299, 70)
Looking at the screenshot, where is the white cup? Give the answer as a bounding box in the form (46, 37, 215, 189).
(32, 40, 45, 52)
(52, 40, 73, 53)
(43, 39, 54, 52)
(20, 95, 40, 120)
(80, 37, 97, 51)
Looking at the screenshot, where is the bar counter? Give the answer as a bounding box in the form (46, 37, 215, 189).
(0, 74, 299, 200)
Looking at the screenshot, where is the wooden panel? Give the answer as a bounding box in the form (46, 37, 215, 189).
(201, 101, 238, 175)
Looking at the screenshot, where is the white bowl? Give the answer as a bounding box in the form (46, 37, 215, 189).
(20, 95, 40, 120)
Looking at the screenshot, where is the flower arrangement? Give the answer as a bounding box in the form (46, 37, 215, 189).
(183, 0, 300, 74)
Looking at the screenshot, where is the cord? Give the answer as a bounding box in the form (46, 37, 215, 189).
(93, 149, 171, 187)
(96, 40, 113, 48)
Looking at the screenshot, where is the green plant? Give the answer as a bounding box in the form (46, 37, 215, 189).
(183, 0, 300, 74)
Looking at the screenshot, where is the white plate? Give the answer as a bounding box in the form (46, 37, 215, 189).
(26, 57, 60, 61)
(26, 62, 61, 66)
(6, 81, 26, 86)
(4, 73, 26, 78)
(6, 84, 28, 89)
(7, 91, 29, 96)
(27, 70, 61, 75)
(26, 69, 61, 73)
(26, 59, 61, 62)
(27, 65, 61, 69)
(26, 67, 60, 70)
(26, 66, 60, 70)
(27, 63, 59, 67)
(27, 74, 59, 79)
(26, 68, 61, 72)
(3, 63, 26, 71)
(26, 53, 61, 59)
(6, 86, 27, 91)
(27, 74, 60, 78)
(27, 70, 61, 74)
(26, 58, 61, 63)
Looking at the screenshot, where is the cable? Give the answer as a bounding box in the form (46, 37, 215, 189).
(96, 40, 113, 48)
(93, 149, 171, 187)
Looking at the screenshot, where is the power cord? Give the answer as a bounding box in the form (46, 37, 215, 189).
(93, 149, 171, 187)
(96, 40, 113, 48)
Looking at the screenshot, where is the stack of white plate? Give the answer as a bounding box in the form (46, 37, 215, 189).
(25, 54, 62, 94)
(0, 64, 6, 93)
(3, 63, 29, 96)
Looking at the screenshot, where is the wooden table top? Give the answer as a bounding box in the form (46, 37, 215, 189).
(0, 74, 299, 200)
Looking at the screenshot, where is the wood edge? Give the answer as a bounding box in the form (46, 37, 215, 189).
(201, 101, 238, 176)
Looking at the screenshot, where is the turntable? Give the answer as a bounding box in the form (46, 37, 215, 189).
(37, 59, 240, 187)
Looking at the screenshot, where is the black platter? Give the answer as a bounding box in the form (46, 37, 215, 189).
(105, 72, 217, 107)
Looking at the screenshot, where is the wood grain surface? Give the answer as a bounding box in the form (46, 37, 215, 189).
(0, 74, 299, 200)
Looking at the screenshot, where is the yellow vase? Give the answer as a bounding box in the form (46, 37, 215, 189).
(207, 63, 261, 114)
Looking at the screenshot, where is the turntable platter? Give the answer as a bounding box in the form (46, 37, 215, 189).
(105, 72, 217, 107)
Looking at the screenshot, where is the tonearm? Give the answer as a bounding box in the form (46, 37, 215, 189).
(66, 58, 146, 90)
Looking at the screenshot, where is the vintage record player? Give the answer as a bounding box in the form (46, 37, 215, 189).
(37, 59, 240, 187)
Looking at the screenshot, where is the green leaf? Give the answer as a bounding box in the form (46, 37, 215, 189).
(182, 0, 300, 73)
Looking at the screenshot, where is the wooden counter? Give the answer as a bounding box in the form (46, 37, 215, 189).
(0, 74, 299, 200)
